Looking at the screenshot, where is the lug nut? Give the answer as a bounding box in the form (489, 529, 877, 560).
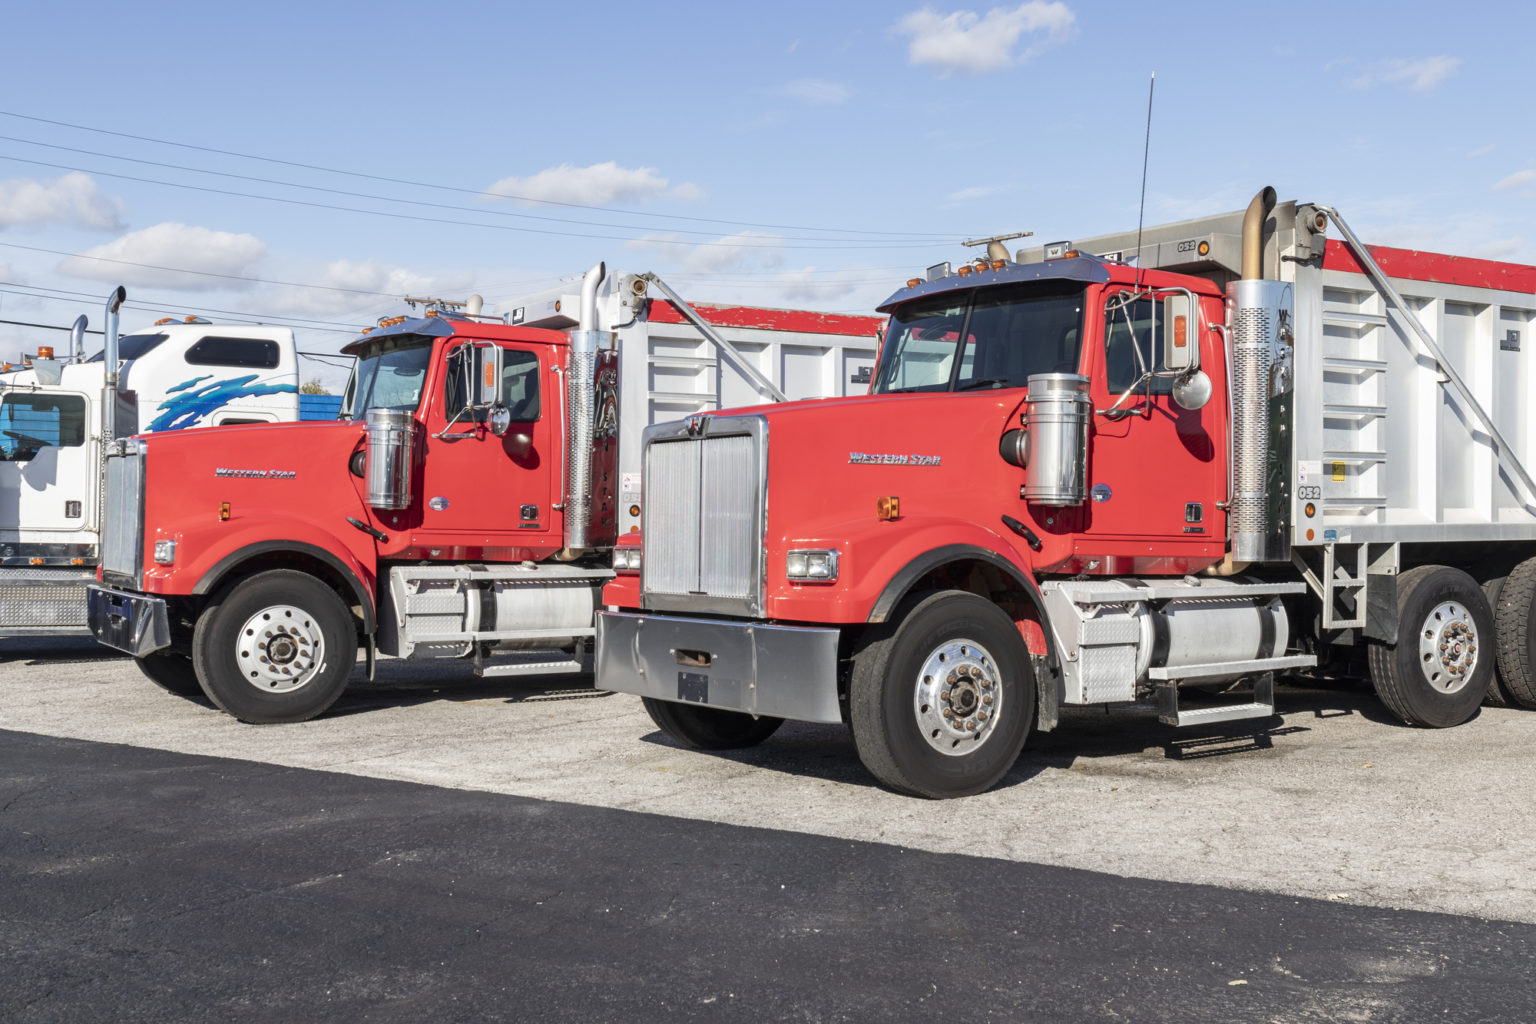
(982, 695, 994, 705)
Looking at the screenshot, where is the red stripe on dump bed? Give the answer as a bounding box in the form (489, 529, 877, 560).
(1324, 239, 1536, 294)
(647, 300, 884, 337)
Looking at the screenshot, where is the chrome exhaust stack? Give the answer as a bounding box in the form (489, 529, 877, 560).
(560, 262, 606, 558)
(101, 286, 127, 446)
(1227, 187, 1293, 563)
(69, 315, 88, 363)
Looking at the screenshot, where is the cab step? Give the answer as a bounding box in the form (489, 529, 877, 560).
(1154, 673, 1277, 728)
(472, 642, 590, 679)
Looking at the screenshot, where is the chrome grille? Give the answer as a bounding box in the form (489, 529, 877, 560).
(642, 417, 765, 614)
(101, 451, 145, 584)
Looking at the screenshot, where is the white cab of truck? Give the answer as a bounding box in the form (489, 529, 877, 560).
(0, 308, 300, 634)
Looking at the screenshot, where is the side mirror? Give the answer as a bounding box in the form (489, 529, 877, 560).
(1163, 292, 1194, 372)
(1172, 370, 1212, 411)
(474, 344, 502, 407)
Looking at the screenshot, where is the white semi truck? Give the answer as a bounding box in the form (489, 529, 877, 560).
(0, 287, 302, 635)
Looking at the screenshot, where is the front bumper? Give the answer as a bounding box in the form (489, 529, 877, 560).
(86, 584, 170, 657)
(596, 611, 843, 724)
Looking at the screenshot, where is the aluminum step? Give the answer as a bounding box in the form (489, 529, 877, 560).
(1162, 701, 1275, 726)
(475, 658, 586, 678)
(1155, 672, 1285, 727)
(1148, 654, 1314, 682)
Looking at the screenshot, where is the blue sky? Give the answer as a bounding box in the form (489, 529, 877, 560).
(0, 0, 1531, 385)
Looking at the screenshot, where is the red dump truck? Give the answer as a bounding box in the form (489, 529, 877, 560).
(84, 269, 880, 722)
(596, 189, 1536, 797)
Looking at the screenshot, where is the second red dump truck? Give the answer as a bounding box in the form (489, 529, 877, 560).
(597, 188, 1536, 797)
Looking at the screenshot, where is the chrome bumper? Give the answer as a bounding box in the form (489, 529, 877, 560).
(596, 611, 842, 724)
(86, 584, 170, 657)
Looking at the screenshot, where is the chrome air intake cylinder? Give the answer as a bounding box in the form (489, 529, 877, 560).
(1020, 373, 1091, 506)
(365, 407, 415, 510)
(1228, 279, 1293, 562)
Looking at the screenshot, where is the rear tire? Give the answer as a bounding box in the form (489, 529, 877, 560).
(134, 649, 202, 697)
(1368, 565, 1490, 727)
(1482, 575, 1515, 707)
(641, 697, 783, 750)
(191, 570, 357, 724)
(849, 590, 1033, 799)
(1493, 557, 1536, 709)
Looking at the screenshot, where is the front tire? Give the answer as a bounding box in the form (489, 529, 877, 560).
(849, 590, 1034, 798)
(134, 649, 202, 697)
(1368, 565, 1491, 727)
(191, 570, 357, 724)
(641, 697, 783, 750)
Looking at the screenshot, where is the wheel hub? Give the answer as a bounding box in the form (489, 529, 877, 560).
(1417, 600, 1478, 694)
(236, 604, 324, 694)
(913, 640, 1001, 756)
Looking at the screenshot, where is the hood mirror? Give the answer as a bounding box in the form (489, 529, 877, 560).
(1172, 370, 1212, 411)
(487, 404, 512, 437)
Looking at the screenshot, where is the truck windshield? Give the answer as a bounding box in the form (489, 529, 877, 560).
(341, 338, 434, 418)
(873, 281, 1086, 393)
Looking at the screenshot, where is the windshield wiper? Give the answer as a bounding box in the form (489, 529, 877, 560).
(956, 377, 1011, 391)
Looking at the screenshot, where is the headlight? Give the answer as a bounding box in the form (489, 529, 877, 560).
(613, 547, 642, 573)
(786, 548, 838, 582)
(153, 539, 177, 565)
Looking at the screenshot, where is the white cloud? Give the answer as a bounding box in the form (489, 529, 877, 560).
(483, 161, 701, 206)
(625, 231, 786, 275)
(58, 223, 266, 291)
(894, 3, 1074, 77)
(944, 184, 1008, 205)
(1467, 143, 1495, 158)
(264, 258, 477, 318)
(1350, 55, 1460, 92)
(775, 78, 852, 105)
(1494, 170, 1536, 191)
(0, 172, 123, 231)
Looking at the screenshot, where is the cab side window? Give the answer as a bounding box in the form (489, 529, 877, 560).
(1103, 295, 1173, 395)
(0, 394, 87, 461)
(502, 351, 540, 422)
(445, 345, 542, 423)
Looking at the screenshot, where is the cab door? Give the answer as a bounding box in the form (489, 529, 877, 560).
(409, 339, 557, 560)
(1079, 288, 1224, 564)
(0, 390, 97, 547)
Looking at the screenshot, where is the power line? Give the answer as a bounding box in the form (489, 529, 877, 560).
(0, 109, 962, 239)
(0, 317, 103, 335)
(0, 133, 952, 245)
(0, 240, 407, 297)
(0, 152, 941, 251)
(0, 283, 364, 334)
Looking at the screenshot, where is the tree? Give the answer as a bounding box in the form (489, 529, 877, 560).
(299, 377, 330, 395)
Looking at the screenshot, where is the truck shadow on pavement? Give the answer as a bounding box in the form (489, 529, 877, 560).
(634, 675, 1425, 794)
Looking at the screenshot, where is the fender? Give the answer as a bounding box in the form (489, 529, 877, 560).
(193, 539, 376, 632)
(869, 541, 1063, 731)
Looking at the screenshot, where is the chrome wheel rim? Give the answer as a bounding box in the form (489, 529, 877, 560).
(913, 639, 1001, 755)
(1417, 600, 1478, 694)
(236, 604, 324, 694)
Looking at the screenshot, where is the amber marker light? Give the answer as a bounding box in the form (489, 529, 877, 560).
(990, 259, 1006, 271)
(1198, 240, 1211, 256)
(906, 278, 922, 288)
(37, 346, 53, 359)
(1305, 502, 1317, 518)
(1173, 315, 1188, 349)
(877, 496, 900, 520)
(155, 317, 175, 325)
(957, 265, 973, 277)
(219, 502, 231, 521)
(29, 558, 43, 565)
(629, 504, 641, 517)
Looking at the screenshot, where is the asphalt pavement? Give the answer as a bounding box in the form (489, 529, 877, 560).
(3, 638, 1536, 1020)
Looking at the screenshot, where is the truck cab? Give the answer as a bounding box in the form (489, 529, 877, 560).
(0, 307, 301, 634)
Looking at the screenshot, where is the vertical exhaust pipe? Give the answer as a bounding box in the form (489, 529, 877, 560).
(1228, 187, 1290, 563)
(102, 286, 127, 445)
(69, 315, 88, 363)
(560, 262, 606, 558)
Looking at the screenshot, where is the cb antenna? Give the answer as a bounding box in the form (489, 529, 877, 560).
(1134, 71, 1155, 292)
